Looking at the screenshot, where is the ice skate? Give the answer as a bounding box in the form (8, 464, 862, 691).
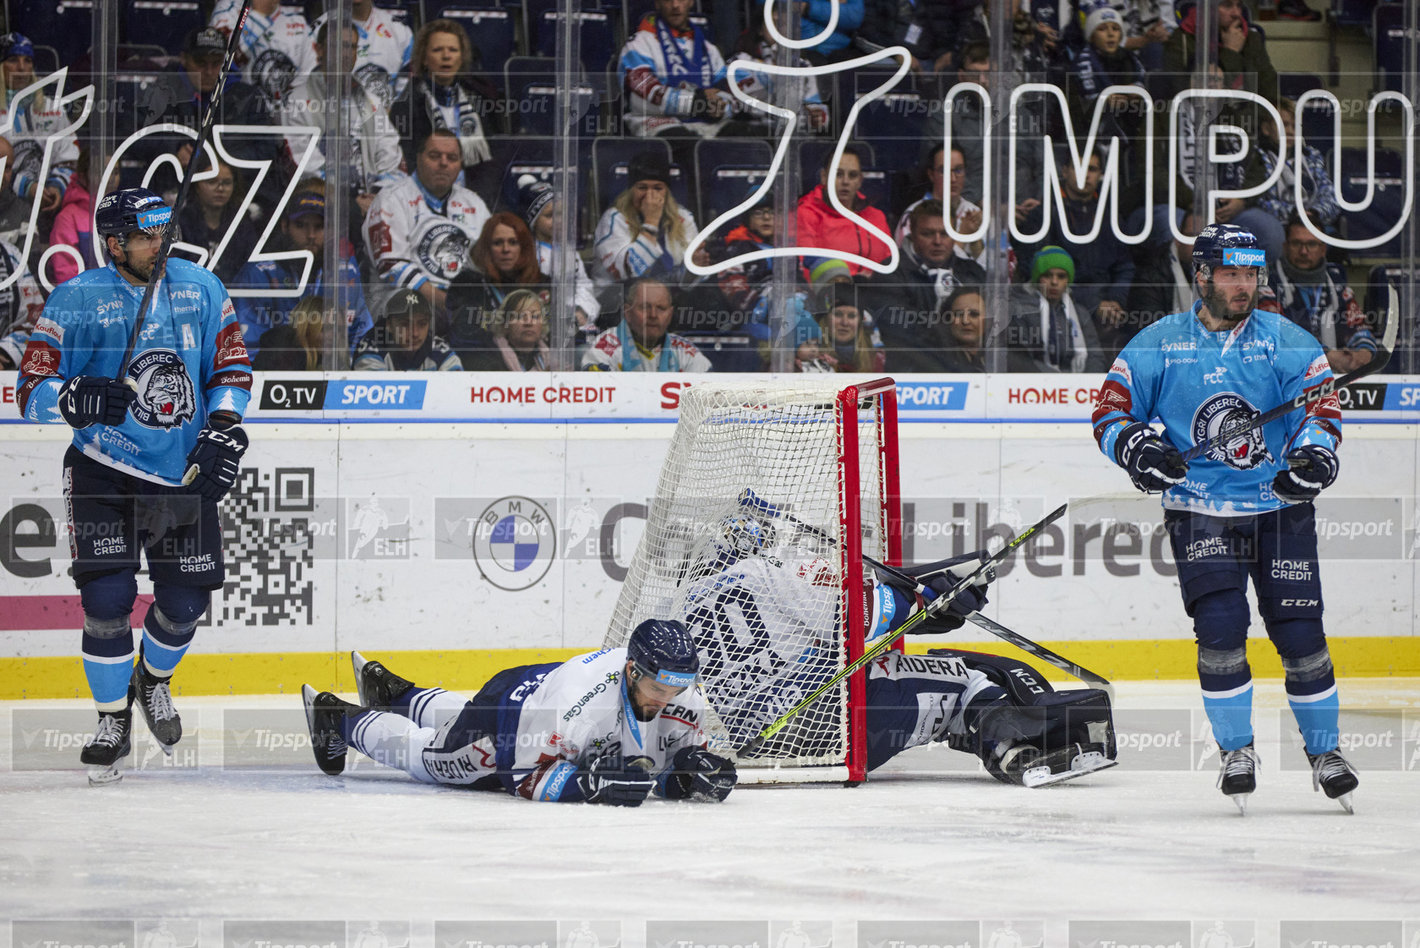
(81, 708, 133, 786)
(991, 741, 1117, 788)
(351, 651, 415, 709)
(132, 658, 182, 753)
(1217, 742, 1259, 814)
(302, 684, 357, 776)
(1307, 748, 1358, 814)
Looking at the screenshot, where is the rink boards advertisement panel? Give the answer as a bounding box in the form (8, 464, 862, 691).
(1, 372, 1417, 694)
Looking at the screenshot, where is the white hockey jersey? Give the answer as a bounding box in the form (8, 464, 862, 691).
(310, 7, 414, 106)
(211, 0, 316, 106)
(363, 175, 490, 292)
(508, 647, 708, 801)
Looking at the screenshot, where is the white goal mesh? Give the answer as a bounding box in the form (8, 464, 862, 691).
(603, 378, 899, 781)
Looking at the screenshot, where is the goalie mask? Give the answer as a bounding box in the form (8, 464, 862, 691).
(717, 511, 777, 559)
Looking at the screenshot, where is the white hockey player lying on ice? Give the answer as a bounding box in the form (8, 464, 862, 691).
(302, 500, 1115, 802)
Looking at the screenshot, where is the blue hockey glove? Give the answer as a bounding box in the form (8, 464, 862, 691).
(1115, 422, 1188, 493)
(58, 376, 137, 428)
(1272, 445, 1338, 504)
(183, 426, 249, 503)
(665, 747, 737, 802)
(576, 754, 656, 807)
(875, 552, 990, 635)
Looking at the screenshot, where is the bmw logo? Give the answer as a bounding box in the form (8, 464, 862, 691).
(472, 496, 557, 590)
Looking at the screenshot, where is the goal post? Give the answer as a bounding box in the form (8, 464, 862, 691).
(603, 377, 901, 783)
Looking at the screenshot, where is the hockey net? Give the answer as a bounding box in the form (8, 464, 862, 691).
(603, 378, 900, 782)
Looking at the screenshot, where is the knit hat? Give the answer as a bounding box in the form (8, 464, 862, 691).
(1030, 246, 1076, 284)
(1082, 5, 1124, 41)
(627, 149, 673, 189)
(0, 33, 33, 62)
(809, 257, 853, 287)
(516, 173, 555, 229)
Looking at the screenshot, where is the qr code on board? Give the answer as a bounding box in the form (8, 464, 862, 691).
(214, 467, 317, 626)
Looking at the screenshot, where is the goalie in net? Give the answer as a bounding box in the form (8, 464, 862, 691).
(613, 491, 1118, 788)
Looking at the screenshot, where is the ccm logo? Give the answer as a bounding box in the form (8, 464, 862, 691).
(1279, 599, 1320, 607)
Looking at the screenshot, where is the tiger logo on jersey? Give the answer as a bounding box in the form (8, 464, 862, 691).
(415, 221, 473, 282)
(128, 349, 197, 429)
(1192, 392, 1273, 470)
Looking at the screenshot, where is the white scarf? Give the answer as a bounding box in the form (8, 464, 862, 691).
(1035, 291, 1088, 373)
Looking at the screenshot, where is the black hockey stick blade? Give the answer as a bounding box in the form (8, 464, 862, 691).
(733, 502, 1067, 758)
(862, 552, 1114, 700)
(1179, 289, 1399, 463)
(115, 0, 254, 380)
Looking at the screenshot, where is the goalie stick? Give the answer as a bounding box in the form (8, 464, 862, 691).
(734, 502, 1068, 758)
(861, 553, 1114, 701)
(1178, 289, 1399, 463)
(114, 0, 254, 382)
(737, 490, 1111, 698)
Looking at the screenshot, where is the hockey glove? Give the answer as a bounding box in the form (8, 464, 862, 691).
(876, 552, 991, 634)
(1115, 422, 1188, 493)
(664, 747, 738, 802)
(576, 753, 656, 807)
(183, 426, 249, 503)
(58, 376, 137, 428)
(1272, 445, 1338, 504)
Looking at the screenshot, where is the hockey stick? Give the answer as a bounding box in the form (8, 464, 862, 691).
(1178, 290, 1399, 463)
(114, 0, 254, 381)
(733, 502, 1067, 758)
(861, 553, 1114, 700)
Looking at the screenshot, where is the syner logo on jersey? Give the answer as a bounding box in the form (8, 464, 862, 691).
(1193, 393, 1273, 470)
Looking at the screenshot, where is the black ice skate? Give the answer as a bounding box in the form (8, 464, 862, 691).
(81, 708, 133, 786)
(1217, 742, 1259, 814)
(1307, 748, 1358, 814)
(132, 659, 182, 752)
(302, 684, 357, 776)
(991, 741, 1117, 788)
(351, 651, 415, 709)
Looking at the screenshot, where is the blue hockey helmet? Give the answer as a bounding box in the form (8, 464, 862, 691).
(627, 619, 700, 690)
(1191, 223, 1268, 285)
(95, 188, 173, 239)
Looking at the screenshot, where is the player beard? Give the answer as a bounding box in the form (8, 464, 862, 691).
(1203, 283, 1256, 324)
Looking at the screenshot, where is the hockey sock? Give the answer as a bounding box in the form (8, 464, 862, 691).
(141, 585, 208, 677)
(347, 709, 441, 782)
(82, 614, 135, 711)
(1197, 646, 1255, 751)
(404, 688, 466, 728)
(1280, 644, 1340, 754)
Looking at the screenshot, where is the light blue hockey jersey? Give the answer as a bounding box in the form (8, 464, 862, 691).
(17, 258, 253, 485)
(1092, 303, 1342, 516)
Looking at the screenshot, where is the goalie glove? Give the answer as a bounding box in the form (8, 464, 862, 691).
(872, 551, 991, 637)
(663, 747, 737, 802)
(58, 376, 137, 428)
(1115, 422, 1188, 493)
(183, 426, 249, 503)
(1272, 445, 1338, 504)
(576, 754, 655, 807)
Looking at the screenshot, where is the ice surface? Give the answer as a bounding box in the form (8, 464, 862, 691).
(1, 681, 1417, 939)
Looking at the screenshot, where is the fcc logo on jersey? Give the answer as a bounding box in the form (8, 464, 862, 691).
(127, 349, 197, 429)
(473, 496, 557, 590)
(1192, 392, 1273, 470)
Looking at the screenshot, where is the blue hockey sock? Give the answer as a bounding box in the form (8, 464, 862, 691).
(1287, 687, 1340, 754)
(82, 615, 135, 711)
(1201, 681, 1255, 751)
(141, 605, 197, 678)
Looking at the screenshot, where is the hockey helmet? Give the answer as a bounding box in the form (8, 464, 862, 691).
(627, 619, 700, 690)
(1191, 223, 1267, 284)
(717, 510, 777, 558)
(95, 188, 173, 239)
